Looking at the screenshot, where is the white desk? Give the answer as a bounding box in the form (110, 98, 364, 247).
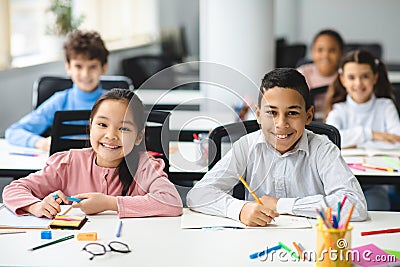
(342, 148, 400, 185)
(0, 139, 47, 177)
(135, 89, 203, 111)
(0, 208, 398, 267)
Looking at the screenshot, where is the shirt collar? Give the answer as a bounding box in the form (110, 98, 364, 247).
(346, 93, 376, 111)
(72, 83, 104, 101)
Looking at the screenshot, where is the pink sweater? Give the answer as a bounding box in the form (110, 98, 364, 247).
(3, 148, 182, 218)
(297, 63, 337, 89)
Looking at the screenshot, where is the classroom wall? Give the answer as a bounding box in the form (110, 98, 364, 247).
(158, 0, 199, 59)
(275, 0, 400, 63)
(0, 44, 160, 137)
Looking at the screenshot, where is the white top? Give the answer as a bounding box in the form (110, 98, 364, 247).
(187, 130, 368, 221)
(326, 94, 400, 148)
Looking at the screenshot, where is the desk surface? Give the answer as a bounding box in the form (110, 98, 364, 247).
(0, 139, 47, 177)
(0, 208, 398, 267)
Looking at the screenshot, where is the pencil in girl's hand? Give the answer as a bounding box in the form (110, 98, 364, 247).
(236, 174, 262, 204)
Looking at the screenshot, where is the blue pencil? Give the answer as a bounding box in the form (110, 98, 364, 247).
(116, 220, 123, 238)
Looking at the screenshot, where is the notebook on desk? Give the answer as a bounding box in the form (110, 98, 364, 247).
(0, 204, 86, 229)
(341, 147, 400, 157)
(181, 209, 312, 229)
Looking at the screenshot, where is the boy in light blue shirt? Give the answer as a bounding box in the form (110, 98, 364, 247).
(5, 30, 109, 152)
(187, 68, 368, 226)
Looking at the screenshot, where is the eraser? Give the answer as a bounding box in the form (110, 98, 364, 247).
(41, 230, 52, 239)
(77, 232, 97, 241)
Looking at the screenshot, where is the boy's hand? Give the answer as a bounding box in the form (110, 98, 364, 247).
(71, 193, 117, 215)
(35, 137, 51, 152)
(239, 202, 279, 226)
(260, 196, 279, 211)
(23, 191, 65, 218)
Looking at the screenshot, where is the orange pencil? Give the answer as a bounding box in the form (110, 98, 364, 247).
(342, 204, 354, 230)
(292, 242, 303, 260)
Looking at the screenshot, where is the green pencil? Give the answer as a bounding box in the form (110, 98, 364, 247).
(28, 234, 74, 251)
(278, 241, 300, 260)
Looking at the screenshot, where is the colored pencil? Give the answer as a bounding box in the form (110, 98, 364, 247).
(236, 174, 262, 204)
(278, 241, 300, 260)
(116, 220, 123, 238)
(361, 163, 398, 172)
(28, 235, 74, 251)
(342, 204, 354, 230)
(292, 241, 303, 260)
(361, 228, 400, 236)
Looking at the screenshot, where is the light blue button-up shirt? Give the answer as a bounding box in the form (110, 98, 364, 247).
(187, 129, 368, 221)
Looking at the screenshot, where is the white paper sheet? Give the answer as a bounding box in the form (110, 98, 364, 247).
(180, 209, 312, 229)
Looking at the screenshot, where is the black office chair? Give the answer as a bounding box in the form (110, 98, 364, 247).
(32, 75, 133, 109)
(208, 120, 341, 199)
(276, 44, 307, 68)
(50, 110, 171, 175)
(122, 55, 175, 89)
(310, 85, 329, 122)
(344, 43, 382, 59)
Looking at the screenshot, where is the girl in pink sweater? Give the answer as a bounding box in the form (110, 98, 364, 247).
(3, 89, 183, 218)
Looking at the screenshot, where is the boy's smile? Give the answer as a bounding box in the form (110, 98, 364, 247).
(65, 55, 108, 92)
(256, 87, 313, 154)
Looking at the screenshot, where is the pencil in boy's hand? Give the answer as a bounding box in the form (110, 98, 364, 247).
(236, 174, 262, 204)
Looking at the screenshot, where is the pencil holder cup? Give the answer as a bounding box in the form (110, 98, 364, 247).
(316, 223, 353, 267)
(194, 133, 209, 166)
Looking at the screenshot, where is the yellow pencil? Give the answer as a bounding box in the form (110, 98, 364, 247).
(236, 174, 262, 204)
(61, 206, 73, 216)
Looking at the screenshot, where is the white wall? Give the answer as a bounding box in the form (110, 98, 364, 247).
(275, 0, 400, 63)
(199, 0, 274, 112)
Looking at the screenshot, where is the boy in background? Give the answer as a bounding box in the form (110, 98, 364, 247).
(6, 30, 109, 152)
(187, 68, 368, 226)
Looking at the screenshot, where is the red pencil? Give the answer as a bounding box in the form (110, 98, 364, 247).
(361, 228, 400, 236)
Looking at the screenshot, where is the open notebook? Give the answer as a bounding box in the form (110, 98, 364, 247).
(181, 209, 312, 229)
(0, 204, 85, 229)
(341, 142, 400, 157)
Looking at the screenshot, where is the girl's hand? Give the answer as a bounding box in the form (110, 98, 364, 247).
(372, 131, 400, 143)
(239, 201, 279, 226)
(71, 193, 117, 215)
(23, 190, 67, 218)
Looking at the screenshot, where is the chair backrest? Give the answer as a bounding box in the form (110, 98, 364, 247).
(310, 85, 329, 122)
(276, 44, 307, 68)
(32, 75, 133, 109)
(50, 109, 171, 174)
(122, 55, 174, 89)
(344, 43, 382, 59)
(208, 120, 341, 199)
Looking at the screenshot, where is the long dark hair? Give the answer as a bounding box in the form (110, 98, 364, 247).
(90, 88, 145, 196)
(324, 49, 395, 119)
